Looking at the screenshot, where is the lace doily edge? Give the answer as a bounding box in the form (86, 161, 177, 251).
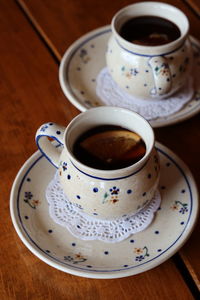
(46, 173, 161, 243)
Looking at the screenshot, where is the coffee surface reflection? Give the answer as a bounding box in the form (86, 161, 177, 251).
(73, 125, 146, 170)
(120, 16, 181, 46)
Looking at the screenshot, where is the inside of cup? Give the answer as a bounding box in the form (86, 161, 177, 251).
(65, 107, 154, 165)
(113, 2, 189, 39)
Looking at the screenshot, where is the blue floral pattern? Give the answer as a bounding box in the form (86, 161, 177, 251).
(121, 66, 139, 78)
(134, 246, 150, 262)
(24, 191, 40, 209)
(80, 49, 90, 63)
(14, 138, 196, 277)
(171, 200, 188, 214)
(154, 63, 170, 77)
(62, 162, 68, 171)
(102, 186, 120, 204)
(110, 186, 120, 195)
(40, 124, 49, 132)
(64, 253, 87, 264)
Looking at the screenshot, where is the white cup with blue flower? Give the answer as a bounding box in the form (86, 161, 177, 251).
(36, 107, 160, 220)
(106, 2, 193, 100)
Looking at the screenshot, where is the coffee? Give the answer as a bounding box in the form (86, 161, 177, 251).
(73, 125, 146, 170)
(120, 16, 181, 46)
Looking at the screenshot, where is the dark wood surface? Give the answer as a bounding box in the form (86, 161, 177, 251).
(185, 0, 200, 18)
(0, 0, 199, 299)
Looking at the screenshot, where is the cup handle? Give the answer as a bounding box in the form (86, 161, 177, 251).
(35, 123, 65, 168)
(148, 56, 172, 97)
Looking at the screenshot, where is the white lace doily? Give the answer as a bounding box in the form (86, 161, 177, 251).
(46, 172, 161, 243)
(96, 67, 194, 120)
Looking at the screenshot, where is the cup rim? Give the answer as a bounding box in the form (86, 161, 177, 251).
(63, 106, 155, 176)
(111, 1, 189, 55)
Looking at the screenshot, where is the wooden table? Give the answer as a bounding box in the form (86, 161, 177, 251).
(1, 0, 199, 299)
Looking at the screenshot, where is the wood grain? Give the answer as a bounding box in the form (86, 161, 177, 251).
(184, 0, 200, 18)
(16, 0, 200, 289)
(0, 0, 199, 299)
(17, 0, 200, 57)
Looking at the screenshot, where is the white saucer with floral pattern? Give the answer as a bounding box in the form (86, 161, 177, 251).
(10, 142, 199, 279)
(59, 25, 200, 127)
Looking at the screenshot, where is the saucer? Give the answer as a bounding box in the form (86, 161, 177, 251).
(10, 142, 199, 279)
(59, 26, 200, 127)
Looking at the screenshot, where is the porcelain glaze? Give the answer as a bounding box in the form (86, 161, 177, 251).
(35, 107, 160, 219)
(10, 142, 199, 278)
(106, 2, 193, 99)
(58, 28, 200, 127)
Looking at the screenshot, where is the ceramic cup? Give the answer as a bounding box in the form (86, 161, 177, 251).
(106, 1, 193, 100)
(35, 107, 160, 219)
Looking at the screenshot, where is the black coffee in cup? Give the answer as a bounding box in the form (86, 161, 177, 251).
(120, 16, 181, 46)
(73, 125, 146, 170)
